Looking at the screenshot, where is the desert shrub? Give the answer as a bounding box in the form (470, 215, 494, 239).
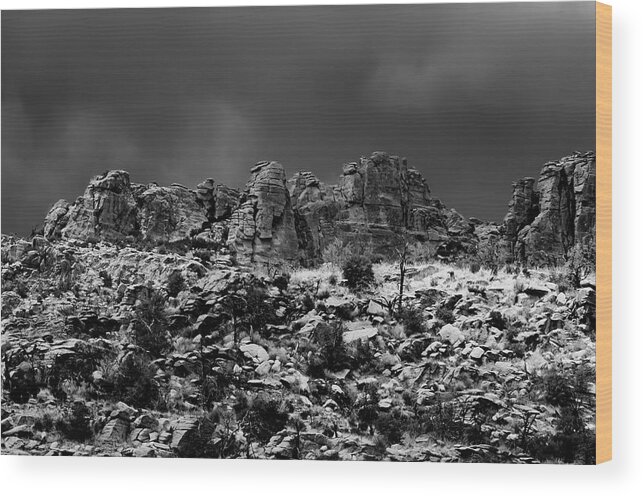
(219, 276, 281, 340)
(135, 287, 167, 324)
(316, 287, 330, 300)
(402, 389, 416, 407)
(55, 401, 93, 441)
(193, 248, 212, 265)
(131, 288, 171, 356)
(245, 285, 280, 336)
(487, 310, 506, 330)
(502, 324, 527, 358)
(131, 320, 171, 357)
(549, 266, 570, 293)
(474, 242, 501, 274)
(374, 409, 406, 445)
(434, 306, 455, 325)
(307, 322, 351, 377)
(342, 255, 375, 290)
(552, 411, 596, 464)
(111, 353, 159, 408)
(98, 270, 112, 288)
(542, 364, 593, 407)
(166, 271, 185, 298)
(532, 365, 595, 463)
(407, 241, 436, 263)
(199, 372, 233, 410)
(33, 412, 56, 432)
(398, 306, 427, 335)
(525, 408, 595, 464)
(272, 273, 290, 292)
(322, 238, 349, 266)
(241, 393, 289, 443)
(349, 339, 376, 371)
(418, 401, 464, 441)
(355, 383, 380, 434)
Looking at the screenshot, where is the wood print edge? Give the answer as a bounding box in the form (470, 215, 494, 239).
(595, 0, 612, 465)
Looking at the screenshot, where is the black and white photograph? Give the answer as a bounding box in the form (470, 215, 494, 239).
(1, 1, 600, 464)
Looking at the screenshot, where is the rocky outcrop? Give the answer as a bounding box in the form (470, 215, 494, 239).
(289, 152, 476, 262)
(503, 178, 539, 247)
(44, 172, 213, 245)
(287, 171, 340, 263)
(227, 161, 299, 265)
(61, 170, 138, 242)
(136, 185, 207, 244)
(42, 199, 71, 240)
(38, 150, 595, 267)
(196, 179, 241, 222)
(503, 151, 596, 264)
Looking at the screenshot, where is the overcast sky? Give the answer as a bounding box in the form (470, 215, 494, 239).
(1, 2, 596, 235)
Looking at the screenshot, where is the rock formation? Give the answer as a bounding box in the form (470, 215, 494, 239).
(227, 161, 299, 265)
(503, 151, 596, 264)
(38, 150, 596, 267)
(136, 185, 208, 244)
(287, 171, 340, 263)
(42, 199, 71, 240)
(61, 170, 139, 242)
(289, 152, 479, 263)
(44, 172, 215, 246)
(196, 179, 241, 222)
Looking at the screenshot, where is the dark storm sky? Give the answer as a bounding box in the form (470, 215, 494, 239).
(1, 2, 596, 235)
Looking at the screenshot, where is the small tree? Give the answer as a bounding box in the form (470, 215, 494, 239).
(393, 234, 410, 315)
(342, 255, 374, 291)
(219, 294, 247, 346)
(132, 287, 171, 357)
(166, 270, 185, 297)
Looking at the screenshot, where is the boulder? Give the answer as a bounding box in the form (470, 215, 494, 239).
(439, 324, 465, 346)
(343, 324, 378, 343)
(240, 343, 270, 363)
(98, 418, 130, 444)
(170, 418, 199, 455)
(366, 299, 388, 317)
(469, 347, 486, 360)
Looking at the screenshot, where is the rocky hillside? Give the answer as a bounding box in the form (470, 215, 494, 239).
(39, 151, 596, 266)
(1, 150, 597, 462)
(1, 235, 596, 461)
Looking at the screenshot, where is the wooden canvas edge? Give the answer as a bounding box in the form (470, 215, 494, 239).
(595, 1, 612, 465)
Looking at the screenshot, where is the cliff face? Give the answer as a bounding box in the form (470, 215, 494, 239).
(503, 151, 596, 264)
(227, 161, 299, 265)
(136, 185, 208, 244)
(43, 171, 210, 245)
(288, 152, 478, 263)
(57, 170, 139, 242)
(40, 150, 596, 266)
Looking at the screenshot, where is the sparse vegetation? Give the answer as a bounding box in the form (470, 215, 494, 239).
(342, 255, 375, 290)
(166, 270, 185, 297)
(1, 218, 597, 462)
